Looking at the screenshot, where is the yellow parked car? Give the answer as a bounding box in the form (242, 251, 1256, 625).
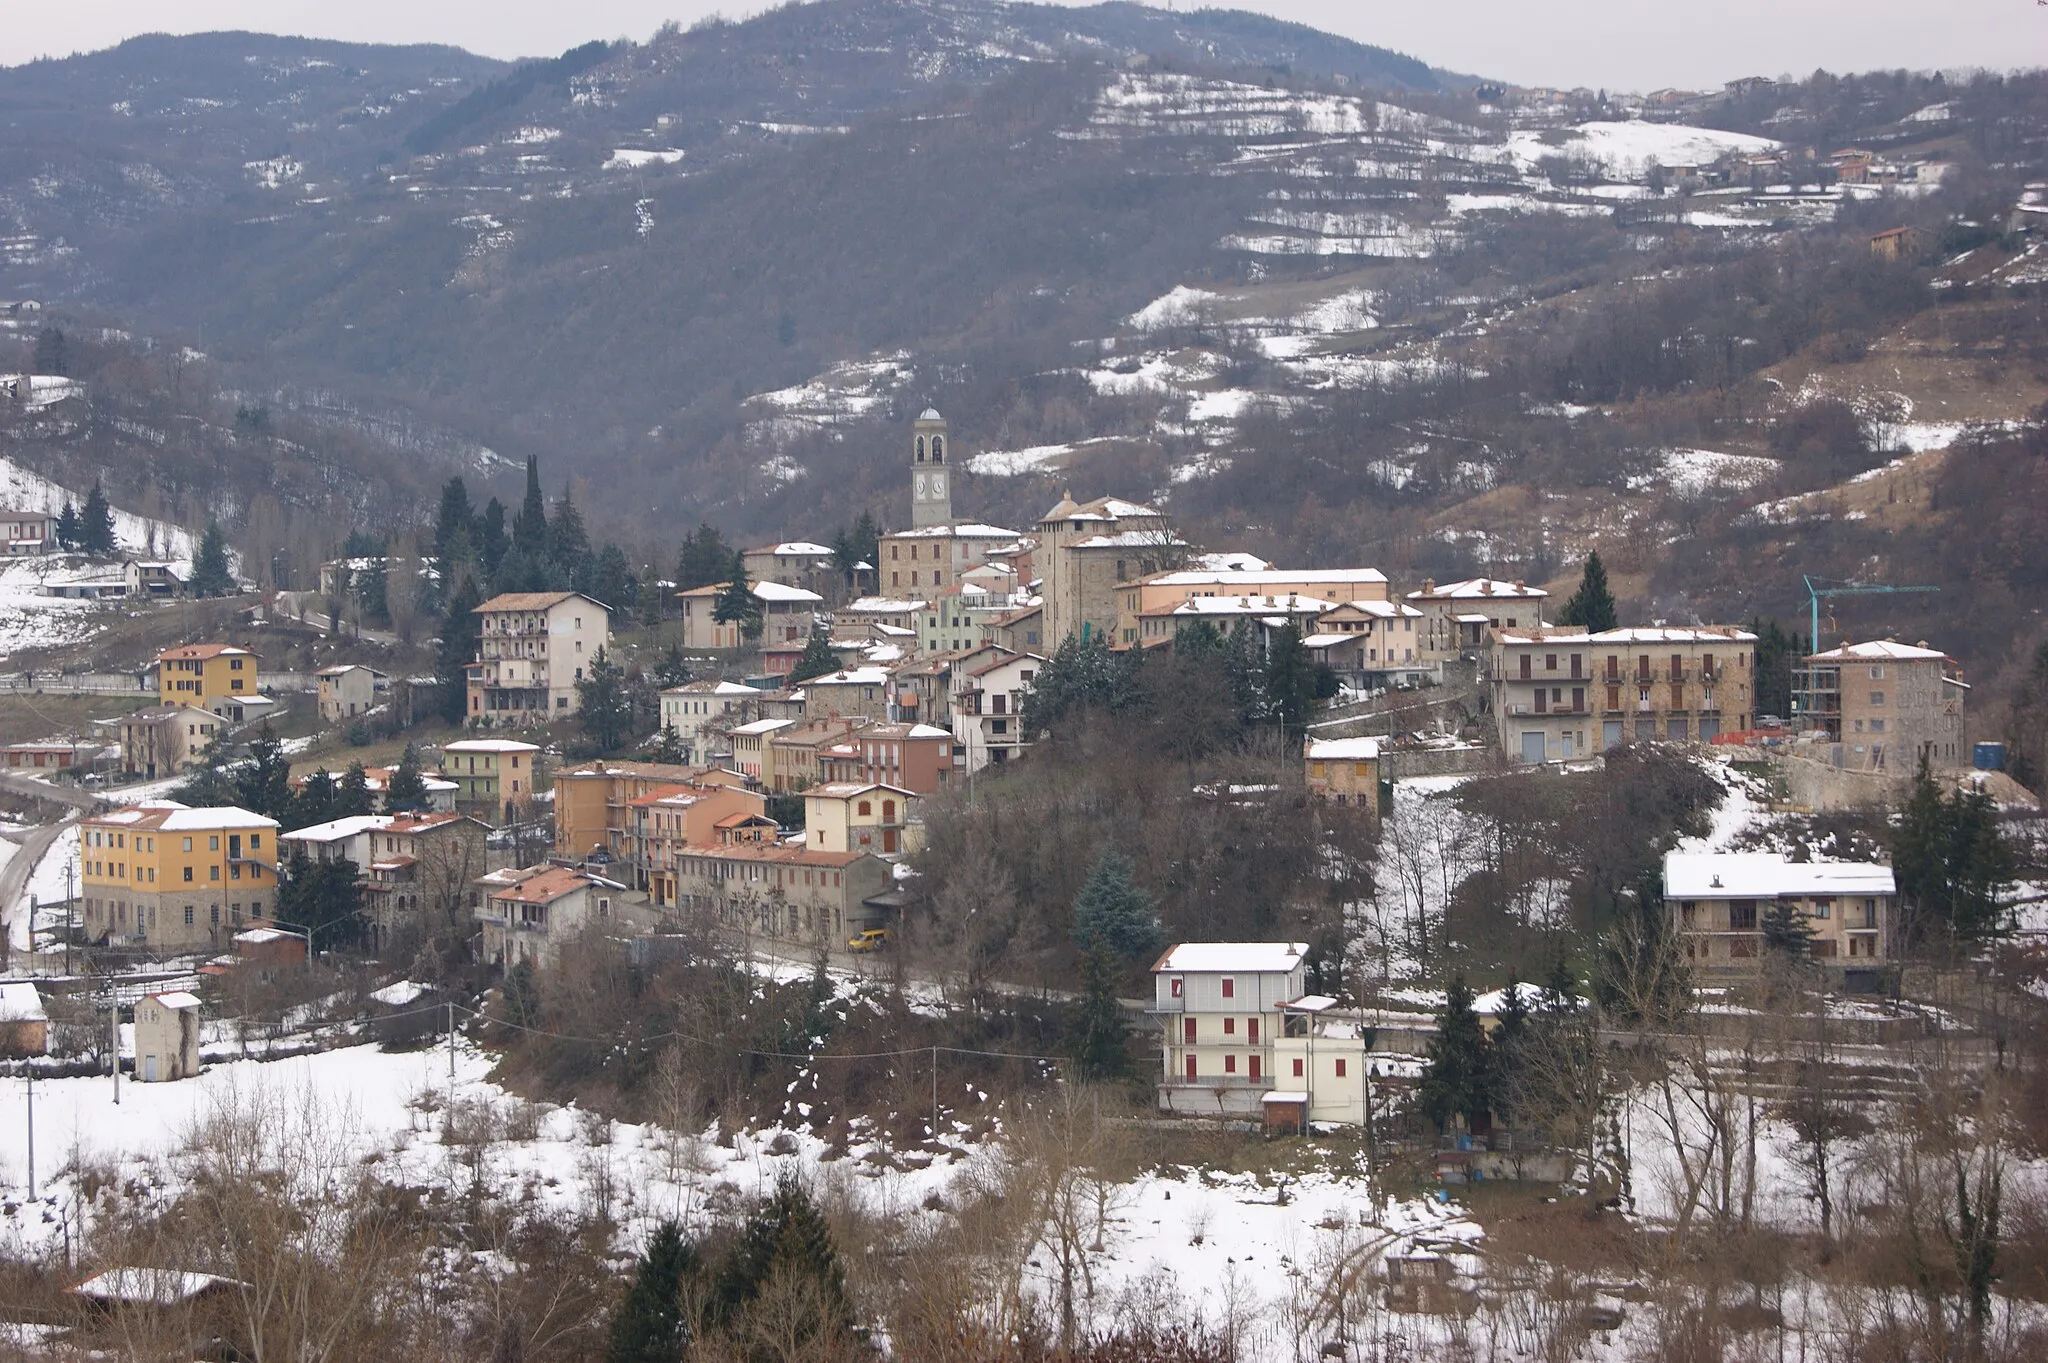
(847, 928, 891, 953)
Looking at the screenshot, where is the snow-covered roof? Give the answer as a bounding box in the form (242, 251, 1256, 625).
(755, 541, 835, 557)
(1308, 737, 1383, 760)
(919, 407, 943, 420)
(807, 667, 890, 686)
(442, 739, 541, 754)
(0, 980, 47, 1023)
(370, 980, 429, 1007)
(149, 990, 203, 1010)
(73, 1268, 240, 1304)
(1072, 531, 1192, 549)
(753, 580, 823, 603)
(1663, 851, 1895, 899)
(93, 801, 279, 832)
(731, 718, 795, 736)
(1807, 639, 1949, 662)
(1408, 577, 1547, 600)
(1151, 568, 1389, 587)
(1153, 941, 1310, 974)
(1189, 551, 1272, 572)
(1334, 599, 1422, 618)
(886, 523, 1023, 539)
(280, 815, 391, 844)
(844, 597, 929, 613)
(664, 679, 758, 696)
(1170, 596, 1334, 616)
(904, 723, 954, 738)
(1496, 626, 1756, 645)
(808, 780, 916, 799)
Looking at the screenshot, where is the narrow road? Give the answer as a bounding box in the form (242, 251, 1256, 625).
(0, 771, 104, 813)
(0, 813, 78, 968)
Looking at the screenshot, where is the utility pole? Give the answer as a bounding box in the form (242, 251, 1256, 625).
(108, 992, 119, 1105)
(930, 1045, 939, 1145)
(447, 1000, 456, 1084)
(25, 1072, 34, 1199)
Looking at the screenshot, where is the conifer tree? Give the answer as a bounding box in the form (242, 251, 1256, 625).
(513, 455, 549, 555)
(190, 521, 236, 597)
(605, 1221, 699, 1363)
(1071, 940, 1131, 1080)
(1762, 899, 1818, 959)
(290, 769, 338, 832)
(387, 743, 430, 811)
(577, 648, 634, 752)
(1488, 973, 1530, 1121)
(706, 1174, 857, 1347)
(1069, 844, 1161, 959)
(676, 523, 734, 591)
(54, 502, 80, 550)
(549, 482, 592, 589)
(476, 498, 508, 580)
(436, 573, 484, 724)
(334, 761, 374, 818)
(1556, 551, 1619, 632)
(712, 552, 763, 641)
(235, 723, 294, 823)
(433, 478, 474, 564)
(1264, 619, 1322, 738)
(81, 481, 117, 555)
(788, 625, 841, 684)
(1541, 956, 1579, 1013)
(1419, 974, 1492, 1131)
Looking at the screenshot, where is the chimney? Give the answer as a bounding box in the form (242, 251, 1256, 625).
(1423, 578, 1435, 594)
(1514, 579, 1526, 591)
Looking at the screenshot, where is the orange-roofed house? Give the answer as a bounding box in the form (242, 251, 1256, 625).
(666, 840, 894, 944)
(621, 780, 769, 898)
(473, 864, 625, 968)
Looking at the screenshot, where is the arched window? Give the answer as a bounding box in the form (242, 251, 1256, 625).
(930, 435, 944, 463)
(857, 801, 872, 816)
(915, 436, 926, 462)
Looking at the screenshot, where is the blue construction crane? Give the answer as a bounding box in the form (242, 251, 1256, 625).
(1802, 576, 1940, 651)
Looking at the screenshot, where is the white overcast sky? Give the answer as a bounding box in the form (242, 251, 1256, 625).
(1, 1, 2041, 91)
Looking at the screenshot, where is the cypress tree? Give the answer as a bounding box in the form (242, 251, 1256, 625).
(1556, 551, 1619, 632)
(437, 573, 484, 724)
(475, 498, 508, 580)
(1069, 844, 1161, 959)
(513, 455, 549, 555)
(605, 1221, 699, 1363)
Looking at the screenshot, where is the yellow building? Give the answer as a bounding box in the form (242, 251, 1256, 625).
(1305, 737, 1381, 819)
(155, 643, 258, 709)
(803, 781, 916, 855)
(438, 739, 542, 822)
(79, 800, 280, 953)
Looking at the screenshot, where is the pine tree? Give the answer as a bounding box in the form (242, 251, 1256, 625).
(334, 761, 374, 818)
(513, 455, 549, 555)
(235, 724, 294, 823)
(1419, 974, 1492, 1132)
(1069, 844, 1161, 959)
(290, 769, 338, 832)
(1541, 956, 1579, 1013)
(1762, 899, 1818, 959)
(605, 1221, 700, 1363)
(436, 573, 484, 724)
(33, 326, 68, 377)
(387, 743, 430, 812)
(706, 1174, 857, 1347)
(1488, 974, 1530, 1121)
(788, 626, 841, 684)
(1555, 551, 1619, 632)
(652, 641, 692, 689)
(1070, 940, 1131, 1081)
(81, 481, 117, 555)
(591, 542, 632, 611)
(54, 502, 80, 551)
(676, 523, 733, 591)
(577, 648, 634, 752)
(712, 552, 763, 641)
(1264, 619, 1322, 738)
(190, 521, 235, 597)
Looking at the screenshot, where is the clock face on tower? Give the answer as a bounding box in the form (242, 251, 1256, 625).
(915, 473, 929, 500)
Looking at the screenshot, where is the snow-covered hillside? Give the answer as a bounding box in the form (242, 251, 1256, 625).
(0, 457, 198, 562)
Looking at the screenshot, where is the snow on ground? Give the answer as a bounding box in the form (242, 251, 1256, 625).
(965, 437, 1122, 477)
(742, 353, 913, 440)
(1628, 448, 1780, 497)
(1127, 285, 1226, 331)
(1507, 121, 1777, 182)
(0, 457, 196, 562)
(606, 147, 684, 168)
(0, 558, 110, 655)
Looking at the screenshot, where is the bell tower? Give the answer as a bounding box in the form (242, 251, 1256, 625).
(911, 407, 953, 529)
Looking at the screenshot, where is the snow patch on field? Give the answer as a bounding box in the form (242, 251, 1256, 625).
(1508, 121, 1778, 181)
(606, 147, 684, 168)
(1630, 448, 1780, 496)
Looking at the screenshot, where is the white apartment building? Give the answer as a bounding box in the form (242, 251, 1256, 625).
(659, 679, 760, 766)
(466, 591, 612, 725)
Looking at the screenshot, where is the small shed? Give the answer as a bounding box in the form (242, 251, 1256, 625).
(1261, 1090, 1307, 1136)
(135, 991, 202, 1082)
(232, 926, 307, 973)
(0, 980, 50, 1058)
